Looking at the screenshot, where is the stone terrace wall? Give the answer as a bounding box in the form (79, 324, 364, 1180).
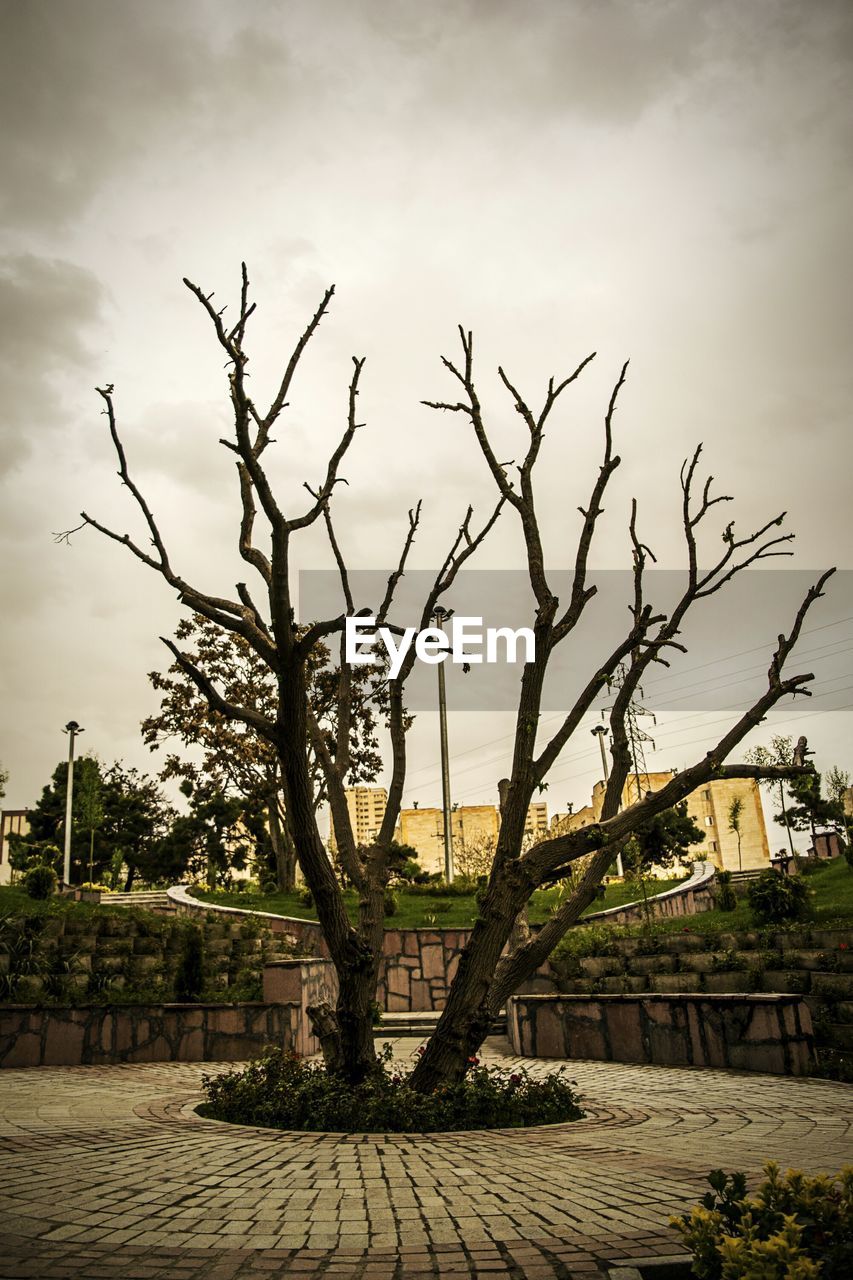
(263, 958, 339, 1058)
(548, 925, 853, 1059)
(168, 884, 327, 956)
(170, 863, 717, 1013)
(507, 992, 815, 1075)
(0, 1002, 298, 1069)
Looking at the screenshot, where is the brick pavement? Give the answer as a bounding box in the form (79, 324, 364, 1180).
(0, 1037, 849, 1279)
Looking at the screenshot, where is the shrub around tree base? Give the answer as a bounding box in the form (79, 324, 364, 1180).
(199, 1046, 584, 1133)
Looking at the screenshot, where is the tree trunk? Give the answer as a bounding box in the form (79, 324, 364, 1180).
(277, 661, 381, 1084)
(268, 800, 296, 892)
(779, 784, 796, 856)
(123, 863, 136, 893)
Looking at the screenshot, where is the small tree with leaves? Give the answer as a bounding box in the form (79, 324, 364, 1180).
(61, 267, 832, 1088)
(744, 735, 797, 857)
(727, 796, 744, 872)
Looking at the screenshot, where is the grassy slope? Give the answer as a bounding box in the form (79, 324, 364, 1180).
(612, 856, 853, 937)
(191, 877, 685, 929)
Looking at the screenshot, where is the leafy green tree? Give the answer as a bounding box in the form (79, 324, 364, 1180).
(76, 762, 104, 885)
(153, 778, 250, 889)
(143, 614, 384, 891)
(100, 762, 176, 890)
(10, 757, 175, 888)
(745, 736, 797, 856)
(777, 770, 845, 851)
(14, 756, 108, 882)
(622, 802, 705, 922)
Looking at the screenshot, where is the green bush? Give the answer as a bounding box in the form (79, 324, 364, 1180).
(174, 924, 205, 1002)
(716, 870, 737, 913)
(23, 865, 57, 900)
(747, 870, 810, 924)
(673, 1162, 853, 1280)
(383, 890, 399, 918)
(200, 1045, 584, 1133)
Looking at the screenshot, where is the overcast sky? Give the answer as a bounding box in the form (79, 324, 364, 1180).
(1, 0, 851, 841)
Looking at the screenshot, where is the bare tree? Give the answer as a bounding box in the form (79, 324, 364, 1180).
(62, 268, 832, 1089)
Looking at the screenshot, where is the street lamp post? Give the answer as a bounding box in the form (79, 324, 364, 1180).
(62, 720, 84, 887)
(434, 607, 454, 883)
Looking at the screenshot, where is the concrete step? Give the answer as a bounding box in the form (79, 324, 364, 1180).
(378, 1010, 507, 1037)
(101, 891, 174, 912)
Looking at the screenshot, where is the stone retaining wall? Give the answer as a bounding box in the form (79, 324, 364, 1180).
(0, 1002, 299, 1069)
(169, 864, 716, 1012)
(263, 958, 338, 1058)
(506, 992, 815, 1075)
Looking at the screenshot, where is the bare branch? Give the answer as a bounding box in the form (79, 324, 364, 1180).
(376, 501, 423, 627)
(287, 356, 365, 531)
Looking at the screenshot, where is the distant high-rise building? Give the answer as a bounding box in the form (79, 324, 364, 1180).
(328, 786, 388, 854)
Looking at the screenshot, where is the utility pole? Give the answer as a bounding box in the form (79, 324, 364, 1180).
(62, 720, 84, 887)
(434, 607, 454, 883)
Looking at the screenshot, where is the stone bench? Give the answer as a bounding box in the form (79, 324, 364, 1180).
(506, 992, 815, 1075)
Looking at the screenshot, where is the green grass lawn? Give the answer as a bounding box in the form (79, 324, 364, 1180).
(191, 876, 686, 929)
(0, 884, 165, 928)
(613, 856, 853, 937)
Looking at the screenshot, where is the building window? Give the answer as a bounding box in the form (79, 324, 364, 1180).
(705, 816, 714, 826)
(702, 789, 711, 800)
(708, 840, 717, 851)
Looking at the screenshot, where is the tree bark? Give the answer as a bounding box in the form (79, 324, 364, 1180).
(268, 799, 296, 893)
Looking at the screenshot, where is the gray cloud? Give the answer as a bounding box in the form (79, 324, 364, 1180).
(0, 0, 296, 230)
(0, 253, 104, 474)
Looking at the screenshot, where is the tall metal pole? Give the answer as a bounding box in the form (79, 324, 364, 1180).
(62, 721, 83, 886)
(434, 608, 454, 883)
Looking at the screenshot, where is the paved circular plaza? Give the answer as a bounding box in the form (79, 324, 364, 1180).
(0, 1037, 849, 1279)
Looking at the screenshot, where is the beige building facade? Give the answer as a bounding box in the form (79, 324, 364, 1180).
(328, 785, 388, 854)
(396, 801, 550, 877)
(550, 772, 770, 876)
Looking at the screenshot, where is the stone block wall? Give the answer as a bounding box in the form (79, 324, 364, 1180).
(0, 1002, 298, 1069)
(263, 958, 338, 1058)
(377, 929, 469, 1011)
(0, 908, 297, 1003)
(548, 926, 853, 1059)
(507, 992, 815, 1075)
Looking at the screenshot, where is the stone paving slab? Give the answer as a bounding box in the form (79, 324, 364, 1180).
(0, 1037, 850, 1278)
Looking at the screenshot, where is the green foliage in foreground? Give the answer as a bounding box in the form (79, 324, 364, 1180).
(199, 1045, 584, 1133)
(673, 1162, 853, 1280)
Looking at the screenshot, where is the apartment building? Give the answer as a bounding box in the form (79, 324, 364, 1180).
(550, 771, 770, 875)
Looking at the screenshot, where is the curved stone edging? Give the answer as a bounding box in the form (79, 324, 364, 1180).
(166, 883, 327, 954)
(166, 863, 718, 1013)
(167, 859, 717, 933)
(582, 860, 716, 925)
